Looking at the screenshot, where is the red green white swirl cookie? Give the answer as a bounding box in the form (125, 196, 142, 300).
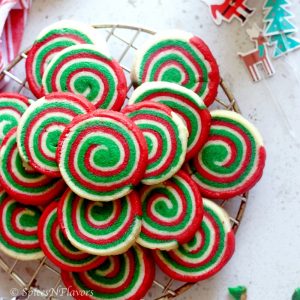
(57, 189, 142, 255)
(128, 82, 211, 160)
(0, 128, 66, 205)
(38, 202, 106, 271)
(57, 110, 148, 201)
(190, 110, 266, 199)
(17, 92, 95, 177)
(137, 170, 203, 250)
(61, 244, 155, 300)
(0, 190, 44, 260)
(131, 30, 220, 107)
(0, 93, 30, 146)
(153, 199, 235, 282)
(42, 44, 127, 110)
(122, 101, 188, 185)
(26, 20, 109, 98)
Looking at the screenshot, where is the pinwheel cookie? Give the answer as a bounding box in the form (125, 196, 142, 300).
(57, 189, 142, 256)
(38, 202, 106, 271)
(61, 245, 155, 300)
(0, 128, 66, 205)
(131, 30, 220, 106)
(154, 199, 235, 282)
(189, 110, 266, 199)
(17, 92, 95, 177)
(42, 44, 127, 110)
(57, 110, 148, 201)
(0, 190, 44, 260)
(137, 170, 203, 250)
(26, 20, 109, 98)
(0, 93, 30, 146)
(122, 101, 188, 185)
(128, 81, 211, 160)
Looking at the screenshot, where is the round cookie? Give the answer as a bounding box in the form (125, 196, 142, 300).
(128, 81, 211, 160)
(190, 110, 266, 199)
(131, 30, 220, 107)
(122, 101, 188, 185)
(0, 128, 66, 205)
(61, 245, 155, 300)
(38, 202, 106, 271)
(42, 44, 127, 110)
(17, 92, 95, 177)
(57, 189, 142, 256)
(0, 93, 30, 146)
(137, 170, 203, 250)
(57, 110, 148, 201)
(153, 199, 235, 282)
(0, 190, 44, 260)
(26, 20, 109, 98)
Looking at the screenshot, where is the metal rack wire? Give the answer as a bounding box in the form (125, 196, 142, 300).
(0, 24, 248, 299)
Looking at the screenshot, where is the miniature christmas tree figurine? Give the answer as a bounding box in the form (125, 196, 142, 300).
(292, 288, 300, 300)
(263, 0, 300, 58)
(264, 0, 296, 35)
(270, 33, 300, 57)
(228, 285, 247, 300)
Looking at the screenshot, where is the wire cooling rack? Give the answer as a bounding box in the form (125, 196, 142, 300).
(0, 24, 248, 299)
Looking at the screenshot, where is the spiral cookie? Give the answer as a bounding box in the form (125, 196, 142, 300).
(190, 110, 266, 199)
(122, 101, 188, 185)
(128, 82, 211, 160)
(17, 92, 95, 177)
(57, 189, 142, 255)
(0, 93, 30, 146)
(26, 20, 109, 98)
(137, 170, 203, 250)
(153, 199, 235, 282)
(0, 128, 66, 205)
(42, 44, 127, 110)
(61, 244, 155, 300)
(57, 110, 148, 201)
(131, 30, 220, 107)
(38, 202, 106, 271)
(0, 190, 44, 260)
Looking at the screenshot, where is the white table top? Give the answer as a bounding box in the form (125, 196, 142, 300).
(1, 0, 300, 299)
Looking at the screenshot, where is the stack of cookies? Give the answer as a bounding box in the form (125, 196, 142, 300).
(0, 20, 266, 300)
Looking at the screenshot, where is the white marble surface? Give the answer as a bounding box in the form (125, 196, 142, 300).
(1, 0, 300, 299)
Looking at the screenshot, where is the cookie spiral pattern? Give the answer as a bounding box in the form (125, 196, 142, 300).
(57, 110, 148, 201)
(137, 170, 203, 250)
(38, 202, 106, 271)
(0, 128, 65, 205)
(61, 245, 155, 300)
(128, 81, 211, 160)
(57, 189, 142, 255)
(190, 110, 266, 199)
(17, 92, 95, 177)
(131, 30, 220, 106)
(42, 44, 127, 110)
(154, 199, 235, 282)
(0, 93, 30, 146)
(122, 101, 188, 185)
(0, 190, 44, 260)
(26, 20, 108, 98)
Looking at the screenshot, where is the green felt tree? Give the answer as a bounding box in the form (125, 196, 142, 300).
(292, 288, 300, 300)
(228, 286, 247, 300)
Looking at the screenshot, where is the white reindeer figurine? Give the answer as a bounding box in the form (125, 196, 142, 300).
(238, 24, 275, 82)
